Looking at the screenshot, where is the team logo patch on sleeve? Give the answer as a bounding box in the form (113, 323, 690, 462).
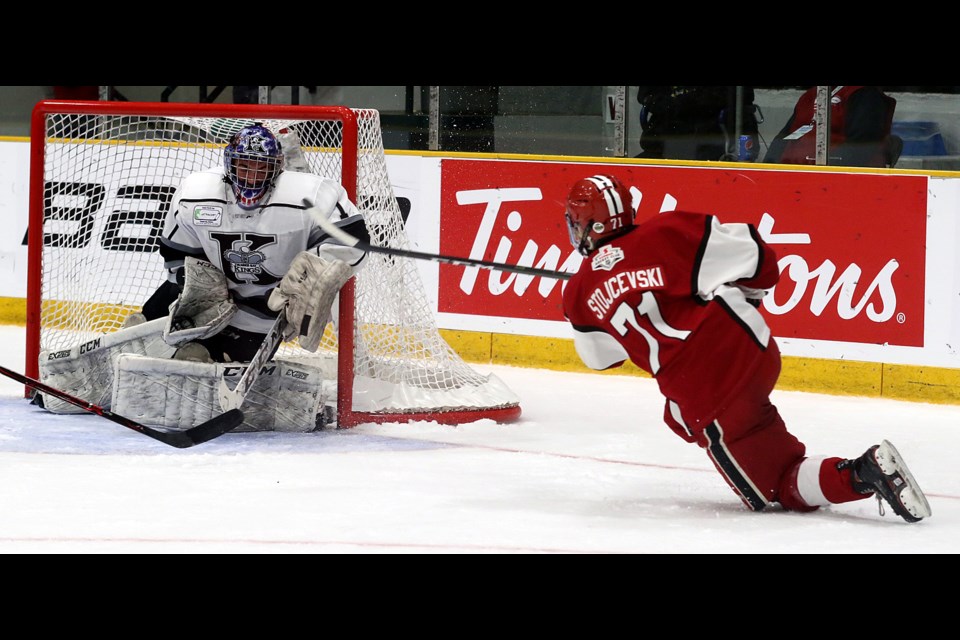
(193, 205, 223, 226)
(591, 245, 624, 272)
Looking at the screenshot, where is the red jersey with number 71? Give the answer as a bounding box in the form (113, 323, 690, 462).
(562, 211, 780, 428)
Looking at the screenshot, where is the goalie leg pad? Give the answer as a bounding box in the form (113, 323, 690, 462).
(163, 257, 237, 347)
(112, 355, 329, 432)
(38, 318, 176, 414)
(267, 251, 352, 353)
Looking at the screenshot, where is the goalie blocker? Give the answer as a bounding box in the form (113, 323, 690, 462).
(268, 250, 353, 353)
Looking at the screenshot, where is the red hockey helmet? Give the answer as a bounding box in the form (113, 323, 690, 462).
(564, 174, 634, 256)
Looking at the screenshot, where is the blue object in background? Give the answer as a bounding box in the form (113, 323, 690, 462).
(892, 121, 948, 156)
(739, 134, 758, 161)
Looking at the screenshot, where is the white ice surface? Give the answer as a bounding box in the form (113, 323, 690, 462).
(0, 324, 956, 554)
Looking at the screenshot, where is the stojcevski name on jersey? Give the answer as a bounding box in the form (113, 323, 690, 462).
(586, 264, 665, 320)
(160, 167, 366, 334)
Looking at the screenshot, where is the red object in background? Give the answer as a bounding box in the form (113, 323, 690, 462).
(53, 86, 100, 100)
(438, 159, 927, 348)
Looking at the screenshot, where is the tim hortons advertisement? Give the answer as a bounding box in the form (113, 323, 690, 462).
(438, 159, 928, 348)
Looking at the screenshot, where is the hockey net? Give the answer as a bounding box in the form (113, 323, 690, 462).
(27, 100, 521, 427)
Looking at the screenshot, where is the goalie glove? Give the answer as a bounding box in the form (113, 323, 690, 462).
(267, 251, 353, 353)
(162, 257, 237, 347)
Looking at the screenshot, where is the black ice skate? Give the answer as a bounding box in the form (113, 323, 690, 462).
(840, 440, 932, 523)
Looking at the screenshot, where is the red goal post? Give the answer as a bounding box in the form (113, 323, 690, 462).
(27, 100, 522, 427)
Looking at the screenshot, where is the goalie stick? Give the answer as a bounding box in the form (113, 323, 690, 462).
(0, 364, 243, 449)
(218, 313, 287, 412)
(302, 199, 574, 281)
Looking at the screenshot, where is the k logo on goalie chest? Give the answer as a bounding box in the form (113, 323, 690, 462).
(193, 205, 223, 226)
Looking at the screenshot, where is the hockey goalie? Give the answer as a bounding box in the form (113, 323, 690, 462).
(38, 125, 368, 432)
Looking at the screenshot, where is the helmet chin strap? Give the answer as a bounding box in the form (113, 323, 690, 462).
(577, 230, 593, 257)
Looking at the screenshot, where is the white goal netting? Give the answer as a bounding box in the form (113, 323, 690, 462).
(28, 101, 521, 428)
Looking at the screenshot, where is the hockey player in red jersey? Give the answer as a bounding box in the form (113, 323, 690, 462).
(561, 174, 931, 522)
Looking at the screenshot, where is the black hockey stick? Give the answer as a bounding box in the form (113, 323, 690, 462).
(302, 199, 574, 281)
(0, 364, 243, 449)
(218, 314, 287, 412)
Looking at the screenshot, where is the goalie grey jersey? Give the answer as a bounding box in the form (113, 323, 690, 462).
(159, 167, 368, 334)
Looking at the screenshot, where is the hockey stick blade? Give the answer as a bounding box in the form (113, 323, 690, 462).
(0, 364, 244, 449)
(301, 198, 574, 281)
(218, 314, 287, 412)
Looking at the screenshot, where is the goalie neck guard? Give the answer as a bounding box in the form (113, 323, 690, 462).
(223, 124, 285, 210)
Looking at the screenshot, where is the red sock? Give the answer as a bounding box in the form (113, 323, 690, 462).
(818, 456, 870, 504)
(780, 456, 871, 510)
